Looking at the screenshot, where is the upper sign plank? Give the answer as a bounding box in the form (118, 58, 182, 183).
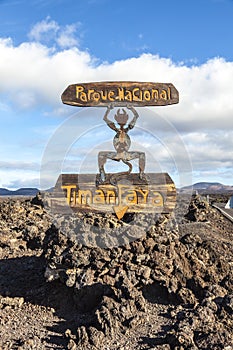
(61, 81, 179, 107)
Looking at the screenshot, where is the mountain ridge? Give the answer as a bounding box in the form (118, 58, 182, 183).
(180, 181, 233, 193)
(1, 181, 233, 196)
(0, 187, 39, 196)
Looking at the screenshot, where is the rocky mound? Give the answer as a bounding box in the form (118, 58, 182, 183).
(0, 194, 232, 349)
(43, 194, 233, 349)
(0, 195, 50, 255)
(184, 193, 210, 222)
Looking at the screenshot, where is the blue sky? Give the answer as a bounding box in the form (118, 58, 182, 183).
(1, 0, 233, 63)
(1, 0, 233, 189)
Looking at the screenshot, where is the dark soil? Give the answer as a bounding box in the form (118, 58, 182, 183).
(0, 193, 232, 349)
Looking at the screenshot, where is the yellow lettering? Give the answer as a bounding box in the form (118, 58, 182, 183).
(77, 190, 92, 205)
(80, 92, 87, 102)
(61, 185, 77, 205)
(93, 189, 105, 204)
(160, 89, 168, 100)
(106, 190, 116, 204)
(100, 90, 108, 100)
(152, 89, 159, 101)
(167, 87, 171, 100)
(125, 90, 132, 101)
(117, 184, 127, 205)
(93, 92, 100, 101)
(117, 87, 125, 101)
(143, 90, 151, 101)
(125, 190, 137, 204)
(76, 85, 84, 99)
(132, 88, 142, 101)
(108, 90, 115, 101)
(87, 89, 94, 100)
(136, 189, 149, 204)
(73, 190, 77, 205)
(76, 85, 172, 105)
(151, 192, 164, 206)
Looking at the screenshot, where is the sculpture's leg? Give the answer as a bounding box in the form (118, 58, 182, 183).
(98, 151, 108, 182)
(98, 151, 117, 182)
(126, 152, 146, 179)
(139, 152, 146, 179)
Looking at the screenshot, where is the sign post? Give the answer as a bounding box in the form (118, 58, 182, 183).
(53, 81, 179, 219)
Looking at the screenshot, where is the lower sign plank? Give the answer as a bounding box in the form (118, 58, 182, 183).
(46, 173, 176, 219)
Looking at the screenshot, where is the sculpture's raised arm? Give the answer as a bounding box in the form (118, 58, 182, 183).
(126, 105, 139, 130)
(103, 104, 118, 131)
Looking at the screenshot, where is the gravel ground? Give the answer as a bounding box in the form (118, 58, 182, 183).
(0, 194, 232, 349)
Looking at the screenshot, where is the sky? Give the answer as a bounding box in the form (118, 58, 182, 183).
(1, 0, 233, 189)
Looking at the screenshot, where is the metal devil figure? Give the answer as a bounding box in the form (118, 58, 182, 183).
(54, 81, 179, 219)
(98, 105, 145, 184)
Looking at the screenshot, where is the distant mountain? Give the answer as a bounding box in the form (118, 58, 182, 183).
(180, 182, 233, 193)
(0, 188, 39, 196)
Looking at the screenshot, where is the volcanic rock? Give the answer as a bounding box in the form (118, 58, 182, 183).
(0, 193, 232, 349)
(42, 194, 233, 348)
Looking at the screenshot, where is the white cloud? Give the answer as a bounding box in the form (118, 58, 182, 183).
(0, 169, 40, 189)
(1, 19, 233, 187)
(0, 100, 10, 112)
(0, 35, 233, 134)
(1, 177, 40, 190)
(28, 16, 59, 42)
(56, 24, 79, 48)
(28, 17, 80, 49)
(0, 161, 40, 171)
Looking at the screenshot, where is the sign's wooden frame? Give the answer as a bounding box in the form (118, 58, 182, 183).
(61, 81, 179, 107)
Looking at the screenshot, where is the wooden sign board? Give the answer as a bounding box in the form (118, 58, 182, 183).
(48, 173, 176, 220)
(61, 81, 179, 107)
